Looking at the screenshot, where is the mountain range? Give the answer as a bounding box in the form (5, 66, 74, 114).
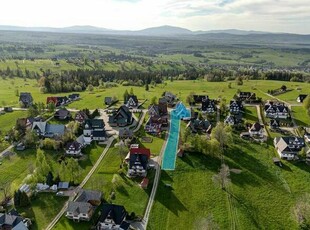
(0, 25, 294, 36)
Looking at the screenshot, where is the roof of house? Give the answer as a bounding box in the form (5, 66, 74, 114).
(67, 201, 92, 215)
(76, 190, 102, 203)
(129, 148, 151, 158)
(148, 105, 160, 116)
(46, 124, 65, 135)
(66, 141, 82, 151)
(274, 136, 305, 153)
(250, 122, 262, 132)
(58, 182, 69, 189)
(84, 119, 105, 129)
(98, 204, 128, 226)
(92, 130, 107, 138)
(119, 128, 133, 137)
(129, 148, 150, 170)
(104, 97, 113, 104)
(19, 92, 33, 102)
(32, 121, 47, 132)
(125, 94, 138, 104)
(0, 213, 26, 229)
(75, 111, 89, 120)
(109, 106, 132, 123)
(55, 109, 70, 118)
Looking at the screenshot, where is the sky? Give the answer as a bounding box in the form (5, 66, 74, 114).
(0, 0, 309, 34)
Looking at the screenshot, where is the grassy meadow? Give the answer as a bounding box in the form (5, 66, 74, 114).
(148, 134, 310, 230)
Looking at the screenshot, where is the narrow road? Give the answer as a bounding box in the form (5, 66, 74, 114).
(0, 145, 14, 157)
(45, 137, 115, 230)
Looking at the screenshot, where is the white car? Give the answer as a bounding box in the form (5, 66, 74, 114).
(56, 191, 64, 196)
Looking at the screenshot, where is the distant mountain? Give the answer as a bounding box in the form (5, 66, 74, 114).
(0, 24, 306, 36)
(196, 29, 274, 35)
(135, 25, 192, 36)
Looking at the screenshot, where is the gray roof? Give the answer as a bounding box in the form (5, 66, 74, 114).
(0, 213, 26, 229)
(67, 201, 92, 215)
(76, 190, 102, 203)
(46, 124, 65, 135)
(58, 182, 69, 189)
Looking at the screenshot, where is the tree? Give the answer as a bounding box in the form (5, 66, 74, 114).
(0, 181, 11, 206)
(123, 90, 129, 102)
(28, 105, 39, 117)
(219, 98, 228, 116)
(35, 149, 51, 182)
(87, 84, 94, 92)
(130, 88, 134, 95)
(211, 122, 232, 153)
(47, 102, 56, 113)
(118, 141, 128, 165)
(14, 190, 21, 207)
(235, 76, 243, 85)
(145, 84, 149, 91)
(19, 191, 30, 207)
(46, 171, 54, 186)
(24, 129, 38, 147)
(186, 92, 195, 106)
(66, 158, 82, 184)
(213, 164, 231, 190)
(294, 193, 310, 229)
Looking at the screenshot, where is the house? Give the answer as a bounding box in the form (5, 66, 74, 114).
(249, 122, 263, 137)
(224, 115, 242, 126)
(269, 119, 280, 130)
(32, 122, 65, 138)
(83, 119, 106, 144)
(46, 96, 69, 107)
(75, 111, 89, 123)
(193, 95, 206, 104)
(68, 94, 80, 101)
(124, 94, 138, 108)
(274, 136, 305, 160)
(58, 182, 69, 190)
(119, 128, 134, 140)
(0, 213, 29, 230)
(128, 147, 151, 177)
(296, 94, 308, 103)
(264, 101, 290, 119)
(145, 104, 168, 134)
(96, 204, 130, 230)
(158, 98, 168, 115)
(108, 106, 133, 127)
(54, 109, 71, 120)
(19, 92, 33, 108)
(66, 202, 93, 222)
(65, 141, 82, 156)
(187, 119, 211, 133)
(201, 97, 216, 114)
(237, 92, 256, 101)
(162, 91, 177, 107)
(229, 100, 243, 115)
(66, 190, 102, 222)
(145, 117, 162, 135)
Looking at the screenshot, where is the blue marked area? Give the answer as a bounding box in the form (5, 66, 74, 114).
(162, 102, 190, 170)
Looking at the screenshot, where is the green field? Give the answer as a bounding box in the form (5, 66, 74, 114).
(148, 135, 310, 230)
(291, 106, 309, 127)
(243, 106, 259, 124)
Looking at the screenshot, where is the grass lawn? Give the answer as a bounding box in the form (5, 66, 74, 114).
(291, 106, 310, 127)
(243, 106, 259, 124)
(53, 145, 154, 230)
(18, 193, 68, 230)
(0, 149, 36, 199)
(148, 134, 310, 230)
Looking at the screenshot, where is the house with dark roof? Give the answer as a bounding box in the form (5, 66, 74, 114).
(65, 141, 82, 156)
(46, 96, 69, 107)
(54, 108, 71, 120)
(229, 100, 243, 115)
(31, 122, 65, 138)
(145, 104, 168, 134)
(108, 106, 133, 127)
(0, 213, 29, 230)
(75, 111, 89, 124)
(237, 92, 256, 101)
(68, 94, 80, 101)
(186, 119, 212, 133)
(296, 94, 308, 103)
(66, 190, 102, 222)
(274, 136, 305, 160)
(83, 119, 106, 144)
(104, 97, 115, 106)
(119, 128, 134, 140)
(269, 119, 280, 130)
(224, 114, 242, 126)
(124, 94, 138, 108)
(201, 97, 216, 114)
(128, 148, 151, 177)
(193, 95, 206, 104)
(96, 204, 130, 230)
(249, 122, 263, 137)
(19, 92, 33, 108)
(158, 98, 168, 116)
(264, 101, 289, 119)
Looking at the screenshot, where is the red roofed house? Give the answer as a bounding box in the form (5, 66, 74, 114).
(128, 147, 151, 177)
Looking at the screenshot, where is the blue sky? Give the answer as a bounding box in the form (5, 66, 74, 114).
(0, 0, 309, 34)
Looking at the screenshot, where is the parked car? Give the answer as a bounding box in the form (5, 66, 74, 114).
(240, 132, 251, 140)
(56, 191, 64, 196)
(273, 158, 282, 167)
